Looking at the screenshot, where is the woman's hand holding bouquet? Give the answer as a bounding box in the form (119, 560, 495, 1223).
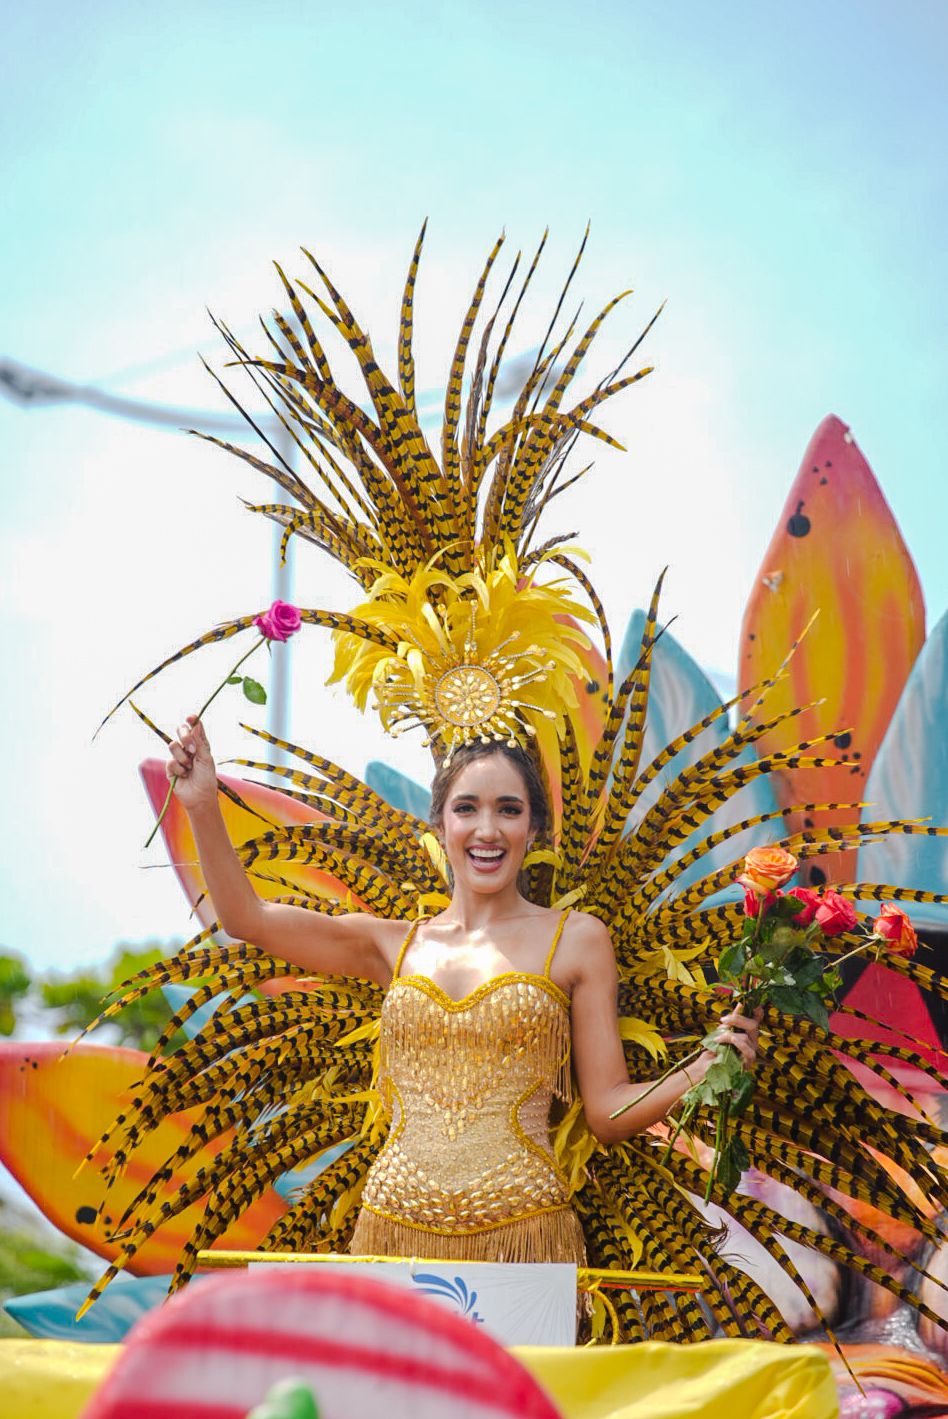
(671, 845, 919, 1197)
(610, 844, 920, 1198)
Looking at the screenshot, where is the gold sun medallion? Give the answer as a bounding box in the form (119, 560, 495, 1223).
(433, 664, 503, 728)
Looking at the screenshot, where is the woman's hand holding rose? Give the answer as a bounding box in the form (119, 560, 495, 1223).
(166, 716, 218, 813)
(702, 1004, 764, 1073)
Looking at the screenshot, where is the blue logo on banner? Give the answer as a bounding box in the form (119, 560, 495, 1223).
(411, 1273, 485, 1324)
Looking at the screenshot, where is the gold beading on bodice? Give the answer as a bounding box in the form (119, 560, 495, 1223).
(359, 972, 573, 1235)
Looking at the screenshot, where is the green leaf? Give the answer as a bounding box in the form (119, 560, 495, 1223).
(767, 984, 830, 1030)
(760, 924, 805, 965)
(704, 1049, 743, 1094)
(724, 1137, 750, 1191)
(798, 993, 830, 1030)
(714, 1137, 748, 1196)
(242, 677, 267, 705)
(226, 675, 243, 685)
(717, 942, 746, 981)
(689, 1081, 719, 1108)
(732, 1068, 756, 1115)
(790, 953, 826, 988)
(820, 967, 842, 996)
(766, 984, 810, 1015)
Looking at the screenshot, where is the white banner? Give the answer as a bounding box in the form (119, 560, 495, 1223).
(256, 1260, 577, 1347)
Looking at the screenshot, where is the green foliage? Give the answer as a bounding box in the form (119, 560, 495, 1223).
(0, 953, 32, 1036)
(668, 888, 858, 1201)
(714, 1135, 750, 1196)
(0, 1228, 89, 1297)
(0, 1199, 93, 1334)
(721, 897, 839, 1030)
(39, 940, 182, 1051)
(0, 940, 183, 1051)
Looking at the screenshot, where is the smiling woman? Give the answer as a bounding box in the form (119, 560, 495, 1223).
(150, 718, 752, 1274)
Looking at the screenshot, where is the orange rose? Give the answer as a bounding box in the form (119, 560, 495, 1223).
(737, 845, 799, 895)
(872, 904, 919, 958)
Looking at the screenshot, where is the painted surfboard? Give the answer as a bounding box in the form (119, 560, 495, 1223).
(0, 1041, 284, 1272)
(140, 761, 370, 928)
(739, 414, 925, 885)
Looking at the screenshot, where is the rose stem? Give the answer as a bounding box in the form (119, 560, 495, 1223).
(825, 942, 874, 972)
(608, 1044, 705, 1122)
(143, 637, 264, 850)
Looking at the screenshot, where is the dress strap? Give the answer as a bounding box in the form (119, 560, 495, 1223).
(543, 908, 572, 979)
(391, 917, 423, 982)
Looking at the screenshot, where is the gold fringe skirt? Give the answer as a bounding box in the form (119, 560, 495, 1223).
(349, 1202, 586, 1265)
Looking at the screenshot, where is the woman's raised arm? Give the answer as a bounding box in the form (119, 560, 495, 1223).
(166, 717, 391, 984)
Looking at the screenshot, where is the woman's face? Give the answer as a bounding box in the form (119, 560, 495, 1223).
(438, 752, 534, 895)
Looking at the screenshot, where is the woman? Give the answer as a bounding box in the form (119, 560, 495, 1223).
(166, 714, 761, 1267)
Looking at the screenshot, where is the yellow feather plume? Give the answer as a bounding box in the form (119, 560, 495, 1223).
(329, 543, 594, 757)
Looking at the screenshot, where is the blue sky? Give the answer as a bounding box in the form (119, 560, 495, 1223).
(1, 1, 946, 970)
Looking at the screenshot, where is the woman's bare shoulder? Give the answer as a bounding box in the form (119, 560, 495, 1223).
(371, 916, 420, 948)
(338, 913, 418, 972)
(564, 909, 614, 947)
(558, 909, 616, 985)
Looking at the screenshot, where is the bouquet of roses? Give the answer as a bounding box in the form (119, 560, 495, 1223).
(664, 846, 919, 1199)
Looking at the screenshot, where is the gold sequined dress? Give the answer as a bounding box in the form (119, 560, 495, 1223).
(349, 910, 586, 1263)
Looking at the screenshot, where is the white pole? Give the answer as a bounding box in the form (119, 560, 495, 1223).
(267, 426, 296, 771)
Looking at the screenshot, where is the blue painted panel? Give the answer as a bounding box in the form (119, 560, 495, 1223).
(857, 610, 948, 928)
(3, 1272, 204, 1342)
(273, 1139, 356, 1200)
(365, 761, 431, 821)
(160, 984, 257, 1038)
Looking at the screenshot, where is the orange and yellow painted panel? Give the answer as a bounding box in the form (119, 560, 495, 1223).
(139, 760, 369, 929)
(739, 415, 925, 884)
(0, 1040, 285, 1272)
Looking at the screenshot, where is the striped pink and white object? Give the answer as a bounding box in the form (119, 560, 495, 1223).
(80, 1267, 563, 1419)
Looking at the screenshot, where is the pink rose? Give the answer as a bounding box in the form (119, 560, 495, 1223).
(786, 886, 821, 926)
(254, 599, 302, 643)
(872, 904, 918, 958)
(743, 887, 777, 917)
(814, 889, 858, 937)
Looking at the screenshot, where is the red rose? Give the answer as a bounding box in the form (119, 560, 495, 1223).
(254, 599, 303, 643)
(872, 904, 919, 958)
(743, 887, 777, 917)
(786, 886, 821, 926)
(815, 889, 858, 937)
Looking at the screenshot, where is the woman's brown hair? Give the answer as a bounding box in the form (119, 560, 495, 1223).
(429, 740, 551, 838)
